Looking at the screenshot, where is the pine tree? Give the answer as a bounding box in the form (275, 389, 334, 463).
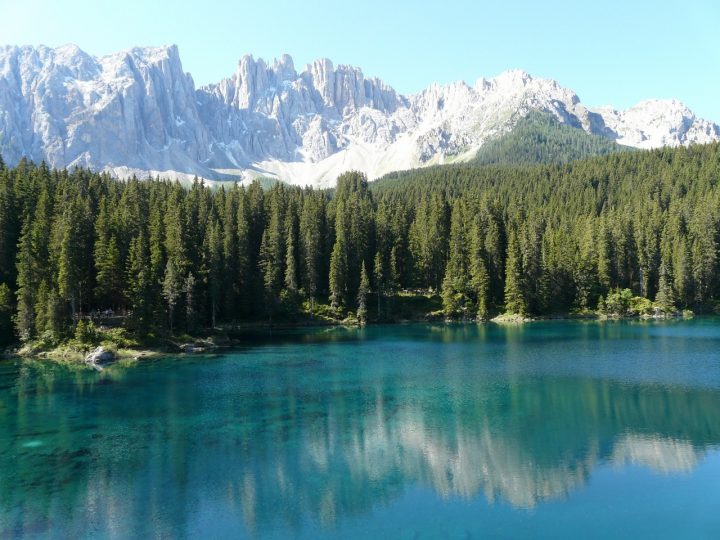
(672, 235, 692, 308)
(504, 231, 527, 315)
(56, 196, 93, 323)
(0, 171, 17, 286)
(74, 318, 97, 347)
(204, 218, 223, 328)
(0, 282, 14, 345)
(329, 201, 348, 309)
(164, 183, 188, 273)
(222, 186, 239, 320)
(259, 187, 286, 316)
(373, 251, 384, 316)
(184, 272, 198, 332)
(389, 246, 400, 294)
(14, 219, 37, 340)
(94, 199, 124, 309)
(519, 218, 544, 313)
(357, 262, 370, 324)
(469, 216, 490, 320)
(284, 219, 298, 294)
(409, 194, 448, 290)
(127, 233, 154, 333)
(332, 172, 374, 302)
(329, 240, 347, 310)
(441, 201, 470, 318)
(471, 255, 490, 320)
(655, 261, 677, 315)
(95, 236, 123, 309)
(574, 219, 599, 310)
(162, 259, 182, 333)
(300, 191, 325, 315)
(37, 285, 64, 340)
(148, 199, 166, 295)
(483, 207, 506, 307)
(597, 216, 614, 292)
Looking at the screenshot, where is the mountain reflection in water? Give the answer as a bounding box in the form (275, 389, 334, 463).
(1, 321, 719, 538)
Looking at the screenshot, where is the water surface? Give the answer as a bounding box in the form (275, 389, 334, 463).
(1, 320, 720, 538)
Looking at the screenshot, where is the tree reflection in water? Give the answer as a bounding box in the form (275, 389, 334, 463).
(1, 321, 719, 538)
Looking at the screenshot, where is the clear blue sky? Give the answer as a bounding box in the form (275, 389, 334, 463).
(2, 0, 719, 120)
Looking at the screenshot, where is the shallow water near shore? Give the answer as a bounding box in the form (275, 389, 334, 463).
(1, 319, 720, 539)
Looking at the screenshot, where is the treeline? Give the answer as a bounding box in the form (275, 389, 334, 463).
(0, 143, 719, 345)
(375, 143, 720, 318)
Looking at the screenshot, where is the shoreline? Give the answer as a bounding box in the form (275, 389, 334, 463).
(2, 311, 701, 366)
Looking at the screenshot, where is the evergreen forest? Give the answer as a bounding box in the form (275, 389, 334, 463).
(473, 110, 631, 166)
(0, 142, 719, 348)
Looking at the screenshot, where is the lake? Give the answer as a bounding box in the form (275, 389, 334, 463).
(1, 320, 720, 539)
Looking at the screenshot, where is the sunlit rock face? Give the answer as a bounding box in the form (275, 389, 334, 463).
(0, 45, 213, 177)
(1, 45, 718, 186)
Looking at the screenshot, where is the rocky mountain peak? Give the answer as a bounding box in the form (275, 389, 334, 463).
(0, 44, 718, 187)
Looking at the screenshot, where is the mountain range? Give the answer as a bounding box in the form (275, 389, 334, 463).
(1, 44, 718, 187)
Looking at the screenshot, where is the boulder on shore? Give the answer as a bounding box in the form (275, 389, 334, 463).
(178, 340, 218, 354)
(85, 346, 116, 368)
(179, 342, 210, 354)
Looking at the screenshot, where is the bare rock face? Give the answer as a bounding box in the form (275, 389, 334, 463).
(0, 44, 215, 177)
(198, 54, 408, 167)
(1, 44, 718, 187)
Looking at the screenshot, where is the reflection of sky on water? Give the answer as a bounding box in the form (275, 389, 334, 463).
(1, 320, 720, 538)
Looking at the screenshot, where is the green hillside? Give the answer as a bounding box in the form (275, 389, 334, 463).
(474, 111, 631, 166)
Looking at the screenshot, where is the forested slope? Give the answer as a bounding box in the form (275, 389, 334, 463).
(0, 143, 718, 347)
(473, 111, 631, 166)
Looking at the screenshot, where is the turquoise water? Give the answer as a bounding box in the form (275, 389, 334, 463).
(2, 320, 720, 539)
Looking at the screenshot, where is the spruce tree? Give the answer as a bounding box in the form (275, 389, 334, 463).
(95, 236, 123, 309)
(357, 262, 370, 324)
(574, 219, 599, 310)
(329, 201, 349, 309)
(56, 212, 79, 320)
(14, 219, 36, 340)
(0, 282, 14, 345)
(162, 259, 182, 333)
(655, 261, 677, 315)
(223, 186, 239, 319)
(184, 272, 198, 332)
(409, 194, 448, 291)
(441, 201, 470, 318)
(127, 233, 154, 333)
(373, 251, 384, 316)
(469, 217, 490, 320)
(259, 187, 286, 315)
(300, 192, 324, 315)
(284, 219, 298, 294)
(503, 231, 527, 315)
(205, 218, 223, 328)
(471, 255, 490, 321)
(0, 172, 17, 286)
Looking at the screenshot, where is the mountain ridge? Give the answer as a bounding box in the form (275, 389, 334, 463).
(0, 44, 718, 186)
